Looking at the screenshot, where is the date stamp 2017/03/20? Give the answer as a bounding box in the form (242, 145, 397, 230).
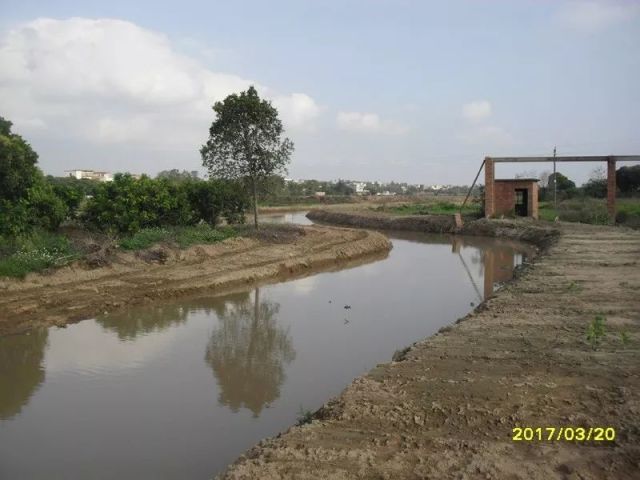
(512, 427, 616, 442)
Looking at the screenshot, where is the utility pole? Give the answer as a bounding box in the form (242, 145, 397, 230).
(553, 146, 557, 211)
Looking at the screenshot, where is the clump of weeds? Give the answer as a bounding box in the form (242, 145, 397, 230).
(567, 280, 582, 292)
(296, 405, 314, 426)
(620, 331, 630, 346)
(586, 314, 606, 350)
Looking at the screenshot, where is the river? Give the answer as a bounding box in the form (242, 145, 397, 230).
(0, 212, 532, 479)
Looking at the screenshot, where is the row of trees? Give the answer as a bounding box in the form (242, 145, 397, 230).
(83, 175, 248, 234)
(0, 116, 250, 236)
(537, 167, 640, 201)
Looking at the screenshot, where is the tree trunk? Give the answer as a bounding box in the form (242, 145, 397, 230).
(251, 176, 259, 229)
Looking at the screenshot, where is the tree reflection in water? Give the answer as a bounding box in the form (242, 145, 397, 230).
(205, 288, 296, 417)
(96, 304, 191, 341)
(0, 329, 48, 420)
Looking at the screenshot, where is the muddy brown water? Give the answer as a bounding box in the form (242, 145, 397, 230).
(0, 213, 533, 479)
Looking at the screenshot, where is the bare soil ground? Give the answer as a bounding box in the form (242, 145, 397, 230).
(0, 226, 391, 336)
(220, 221, 640, 480)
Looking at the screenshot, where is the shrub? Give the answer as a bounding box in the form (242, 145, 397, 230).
(556, 198, 609, 225)
(183, 179, 248, 225)
(83, 175, 249, 234)
(82, 174, 194, 234)
(47, 176, 100, 219)
(0, 177, 67, 236)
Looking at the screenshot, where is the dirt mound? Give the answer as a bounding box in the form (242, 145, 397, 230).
(459, 218, 560, 249)
(307, 209, 456, 233)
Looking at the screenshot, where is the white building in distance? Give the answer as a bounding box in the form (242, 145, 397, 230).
(66, 170, 114, 182)
(351, 181, 368, 194)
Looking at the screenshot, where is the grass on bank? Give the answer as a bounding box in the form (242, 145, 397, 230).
(377, 201, 482, 216)
(0, 225, 238, 278)
(0, 230, 79, 278)
(119, 224, 237, 250)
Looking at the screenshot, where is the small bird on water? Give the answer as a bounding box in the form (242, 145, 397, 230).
(344, 305, 351, 309)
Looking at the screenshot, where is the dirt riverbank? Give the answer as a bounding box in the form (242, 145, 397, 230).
(0, 226, 391, 336)
(220, 220, 640, 479)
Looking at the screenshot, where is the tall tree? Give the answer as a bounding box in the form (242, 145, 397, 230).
(200, 86, 294, 228)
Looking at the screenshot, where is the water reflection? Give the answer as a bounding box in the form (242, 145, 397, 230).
(97, 304, 190, 340)
(450, 236, 524, 299)
(205, 288, 296, 417)
(0, 330, 47, 420)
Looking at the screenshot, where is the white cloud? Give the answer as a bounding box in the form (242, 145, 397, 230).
(555, 1, 640, 33)
(336, 111, 407, 135)
(462, 100, 492, 122)
(0, 17, 321, 148)
(273, 93, 324, 130)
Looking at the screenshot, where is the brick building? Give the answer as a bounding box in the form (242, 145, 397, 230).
(492, 179, 539, 218)
(484, 159, 539, 219)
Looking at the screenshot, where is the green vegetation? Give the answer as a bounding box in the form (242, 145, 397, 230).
(201, 86, 294, 228)
(0, 114, 251, 278)
(539, 199, 609, 225)
(567, 280, 582, 292)
(82, 174, 248, 234)
(539, 198, 640, 227)
(382, 201, 482, 216)
(586, 314, 607, 350)
(617, 165, 640, 195)
(296, 406, 314, 426)
(0, 117, 67, 236)
(119, 225, 236, 250)
(0, 230, 78, 278)
(620, 331, 630, 346)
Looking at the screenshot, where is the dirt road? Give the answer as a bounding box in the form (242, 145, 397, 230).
(220, 222, 640, 479)
(0, 226, 391, 336)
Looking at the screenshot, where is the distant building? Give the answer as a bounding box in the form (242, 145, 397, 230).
(66, 170, 113, 182)
(351, 181, 368, 195)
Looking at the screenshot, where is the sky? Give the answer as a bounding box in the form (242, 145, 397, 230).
(1, 0, 639, 185)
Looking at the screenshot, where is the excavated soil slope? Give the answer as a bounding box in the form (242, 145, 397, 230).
(220, 222, 640, 480)
(0, 226, 391, 336)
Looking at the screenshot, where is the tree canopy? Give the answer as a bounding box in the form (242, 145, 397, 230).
(0, 116, 40, 203)
(200, 86, 294, 228)
(616, 165, 640, 195)
(0, 116, 66, 235)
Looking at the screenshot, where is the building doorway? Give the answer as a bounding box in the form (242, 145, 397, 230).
(515, 188, 528, 216)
